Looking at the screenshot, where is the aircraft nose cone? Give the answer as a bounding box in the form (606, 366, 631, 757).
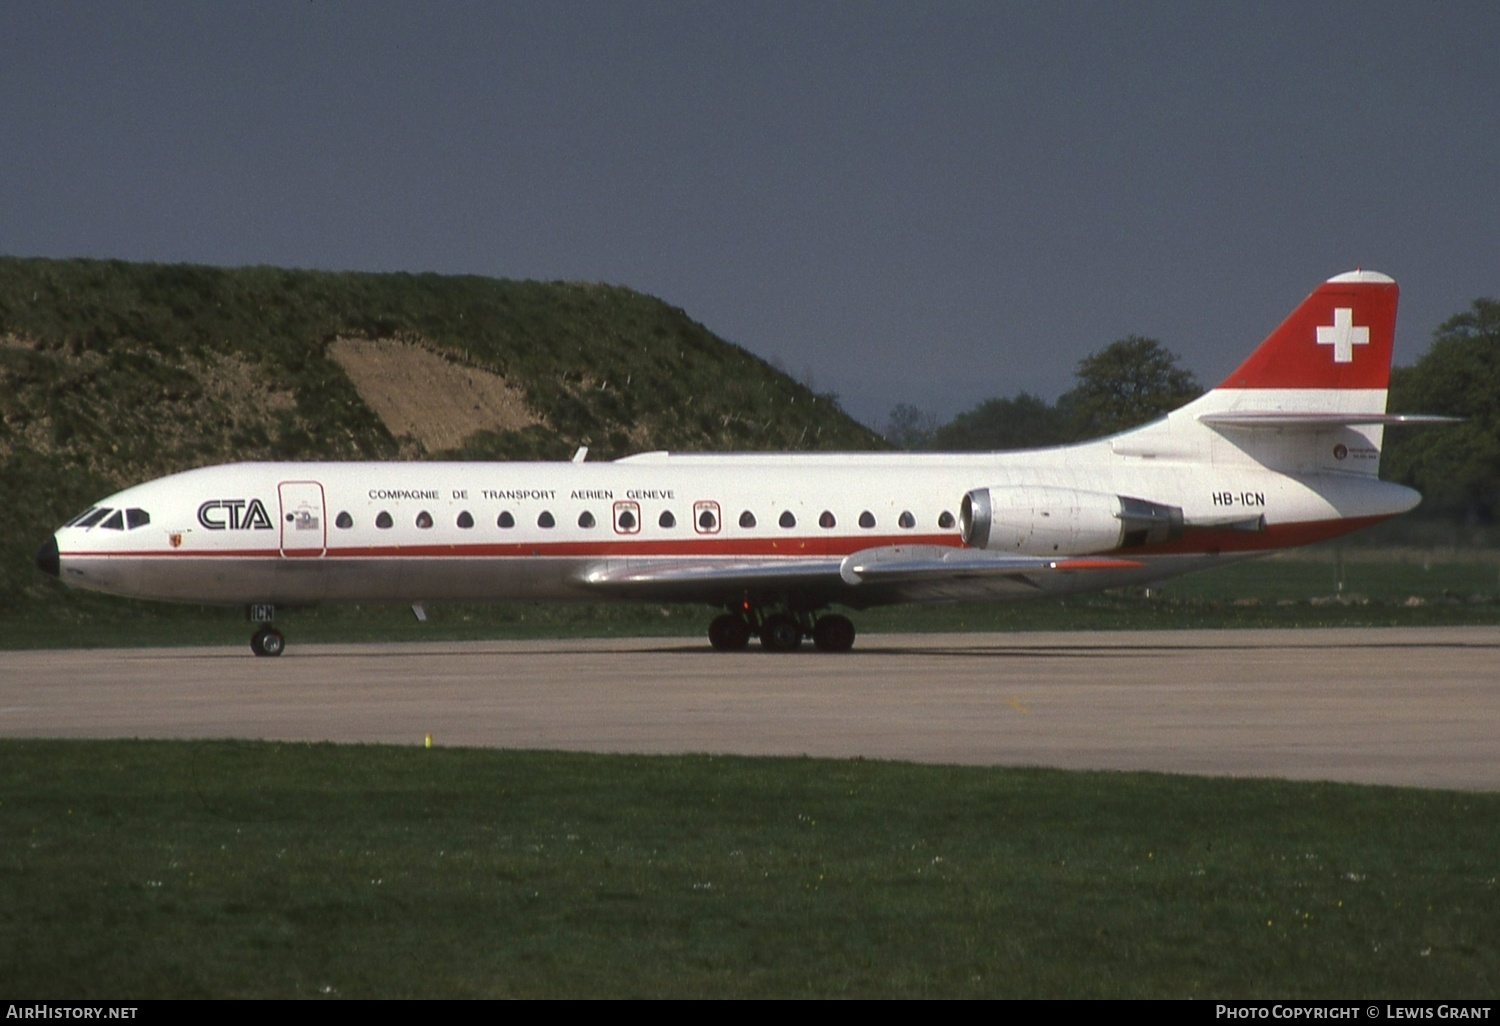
(36, 536, 60, 578)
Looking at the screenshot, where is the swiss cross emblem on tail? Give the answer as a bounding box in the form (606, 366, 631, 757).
(1316, 308, 1369, 364)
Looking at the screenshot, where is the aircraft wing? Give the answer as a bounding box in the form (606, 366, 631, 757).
(581, 556, 845, 589)
(578, 546, 1143, 606)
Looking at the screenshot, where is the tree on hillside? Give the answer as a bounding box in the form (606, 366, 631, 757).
(930, 392, 1072, 451)
(1059, 335, 1201, 438)
(883, 403, 939, 449)
(896, 335, 1201, 451)
(1384, 298, 1500, 523)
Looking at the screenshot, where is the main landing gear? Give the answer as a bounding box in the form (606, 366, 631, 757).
(707, 608, 856, 653)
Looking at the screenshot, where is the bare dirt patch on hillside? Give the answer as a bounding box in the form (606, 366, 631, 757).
(327, 338, 543, 453)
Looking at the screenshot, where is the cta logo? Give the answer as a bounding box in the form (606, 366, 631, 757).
(198, 498, 274, 531)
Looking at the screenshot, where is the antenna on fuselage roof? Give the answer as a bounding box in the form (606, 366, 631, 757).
(572, 446, 589, 463)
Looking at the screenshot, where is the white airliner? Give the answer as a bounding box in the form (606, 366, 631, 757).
(36, 271, 1445, 656)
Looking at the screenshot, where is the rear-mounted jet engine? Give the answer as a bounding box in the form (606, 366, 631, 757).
(960, 485, 1184, 555)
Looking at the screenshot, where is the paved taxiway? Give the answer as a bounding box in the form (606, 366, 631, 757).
(2, 627, 1495, 791)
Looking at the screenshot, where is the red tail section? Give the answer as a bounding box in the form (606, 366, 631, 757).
(1216, 271, 1398, 390)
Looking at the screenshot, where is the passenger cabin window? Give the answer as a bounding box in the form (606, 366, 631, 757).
(819, 510, 836, 529)
(618, 510, 637, 530)
(578, 511, 596, 529)
(858, 511, 876, 529)
(498, 511, 515, 529)
(416, 511, 434, 529)
(457, 511, 474, 529)
(376, 511, 394, 529)
(538, 511, 555, 529)
(335, 512, 354, 529)
(899, 511, 916, 529)
(938, 511, 956, 530)
(100, 510, 125, 530)
(739, 510, 756, 529)
(658, 510, 676, 529)
(779, 510, 796, 529)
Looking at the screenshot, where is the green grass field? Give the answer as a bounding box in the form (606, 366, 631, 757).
(6, 552, 1495, 996)
(1, 740, 1494, 998)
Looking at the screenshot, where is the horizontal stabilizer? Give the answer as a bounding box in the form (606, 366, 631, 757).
(1200, 412, 1459, 430)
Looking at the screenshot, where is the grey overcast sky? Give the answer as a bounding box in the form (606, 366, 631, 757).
(3, 1, 1497, 429)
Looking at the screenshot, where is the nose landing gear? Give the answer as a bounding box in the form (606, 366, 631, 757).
(250, 625, 285, 657)
(248, 604, 284, 657)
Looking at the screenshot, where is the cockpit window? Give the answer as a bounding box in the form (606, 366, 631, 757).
(64, 507, 99, 528)
(75, 508, 113, 529)
(125, 508, 151, 529)
(100, 510, 126, 530)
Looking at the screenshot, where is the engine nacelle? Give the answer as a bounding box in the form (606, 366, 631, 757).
(959, 485, 1184, 555)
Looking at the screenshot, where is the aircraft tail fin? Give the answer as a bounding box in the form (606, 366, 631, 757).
(1215, 270, 1398, 392)
(1129, 271, 1409, 476)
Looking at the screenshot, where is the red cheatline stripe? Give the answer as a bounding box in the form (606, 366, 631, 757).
(61, 534, 958, 560)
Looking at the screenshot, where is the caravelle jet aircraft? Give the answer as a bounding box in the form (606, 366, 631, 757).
(36, 271, 1446, 656)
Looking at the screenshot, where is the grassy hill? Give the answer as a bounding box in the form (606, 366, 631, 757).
(0, 257, 883, 617)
